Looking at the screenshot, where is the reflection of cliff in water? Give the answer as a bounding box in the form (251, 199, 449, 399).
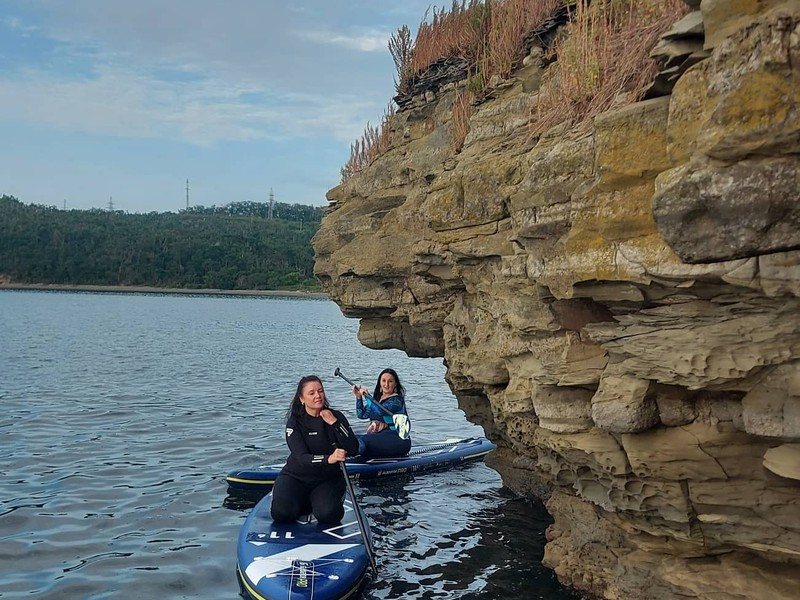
(361, 469, 582, 600)
(431, 493, 581, 600)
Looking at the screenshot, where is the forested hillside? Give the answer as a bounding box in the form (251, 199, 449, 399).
(0, 195, 323, 290)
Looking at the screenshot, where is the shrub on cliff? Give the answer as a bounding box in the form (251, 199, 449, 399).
(532, 0, 687, 136)
(341, 0, 688, 181)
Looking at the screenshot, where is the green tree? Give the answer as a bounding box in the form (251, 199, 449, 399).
(0, 195, 323, 291)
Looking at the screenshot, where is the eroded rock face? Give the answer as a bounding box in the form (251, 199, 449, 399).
(313, 4, 800, 599)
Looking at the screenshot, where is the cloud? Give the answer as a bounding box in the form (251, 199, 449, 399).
(0, 0, 442, 211)
(0, 1, 406, 148)
(296, 28, 390, 52)
(0, 62, 378, 146)
(1, 15, 38, 35)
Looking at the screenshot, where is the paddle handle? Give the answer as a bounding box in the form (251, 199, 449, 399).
(334, 368, 389, 416)
(334, 367, 359, 390)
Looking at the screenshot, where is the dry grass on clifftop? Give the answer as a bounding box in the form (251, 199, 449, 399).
(532, 0, 688, 136)
(342, 0, 560, 182)
(339, 104, 394, 183)
(340, 0, 688, 182)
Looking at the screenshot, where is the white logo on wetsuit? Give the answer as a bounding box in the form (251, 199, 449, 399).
(286, 428, 294, 437)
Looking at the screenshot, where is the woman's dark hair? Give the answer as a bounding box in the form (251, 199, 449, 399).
(286, 375, 329, 421)
(372, 368, 405, 402)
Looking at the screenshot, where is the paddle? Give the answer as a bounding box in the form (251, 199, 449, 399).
(333, 367, 411, 440)
(339, 458, 378, 574)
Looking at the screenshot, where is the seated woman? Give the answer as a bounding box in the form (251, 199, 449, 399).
(352, 368, 412, 458)
(271, 375, 359, 525)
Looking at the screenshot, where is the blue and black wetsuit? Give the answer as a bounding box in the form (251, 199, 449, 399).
(356, 394, 411, 457)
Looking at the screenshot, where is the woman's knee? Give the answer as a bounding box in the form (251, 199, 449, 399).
(271, 476, 308, 522)
(310, 479, 346, 524)
(362, 432, 410, 458)
(314, 503, 344, 525)
(270, 502, 298, 523)
(271, 494, 303, 522)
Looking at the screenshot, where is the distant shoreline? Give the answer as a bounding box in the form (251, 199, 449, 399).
(0, 283, 329, 299)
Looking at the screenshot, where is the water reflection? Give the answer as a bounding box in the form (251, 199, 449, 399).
(358, 476, 580, 600)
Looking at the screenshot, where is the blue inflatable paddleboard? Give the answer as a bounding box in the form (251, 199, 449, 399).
(237, 489, 371, 600)
(227, 436, 496, 494)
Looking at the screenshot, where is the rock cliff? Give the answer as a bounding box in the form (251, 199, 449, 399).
(313, 2, 800, 598)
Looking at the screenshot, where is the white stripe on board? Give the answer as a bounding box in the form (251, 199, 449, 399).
(244, 544, 358, 584)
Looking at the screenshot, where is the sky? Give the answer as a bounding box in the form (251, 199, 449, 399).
(0, 1, 436, 213)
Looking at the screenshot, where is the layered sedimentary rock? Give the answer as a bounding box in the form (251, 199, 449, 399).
(313, 2, 800, 599)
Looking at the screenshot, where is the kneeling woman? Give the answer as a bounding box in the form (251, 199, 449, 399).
(352, 368, 412, 458)
(271, 375, 359, 525)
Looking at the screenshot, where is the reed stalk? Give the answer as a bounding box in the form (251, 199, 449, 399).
(452, 88, 476, 153)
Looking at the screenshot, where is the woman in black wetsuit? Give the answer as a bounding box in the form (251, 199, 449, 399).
(352, 368, 412, 458)
(270, 375, 359, 525)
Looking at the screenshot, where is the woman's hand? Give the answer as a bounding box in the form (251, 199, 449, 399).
(319, 409, 337, 425)
(367, 420, 387, 434)
(352, 385, 368, 399)
(327, 448, 346, 464)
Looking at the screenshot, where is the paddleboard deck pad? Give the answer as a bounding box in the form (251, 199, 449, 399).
(227, 436, 496, 493)
(237, 490, 370, 600)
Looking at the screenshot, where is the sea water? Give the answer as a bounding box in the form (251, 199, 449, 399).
(0, 290, 580, 599)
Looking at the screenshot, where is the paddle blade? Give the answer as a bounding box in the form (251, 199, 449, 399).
(393, 415, 411, 440)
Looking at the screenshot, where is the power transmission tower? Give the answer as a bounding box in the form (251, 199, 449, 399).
(107, 196, 115, 211)
(268, 188, 274, 220)
(186, 179, 190, 209)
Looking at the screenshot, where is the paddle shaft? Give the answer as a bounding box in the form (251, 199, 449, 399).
(325, 417, 377, 574)
(339, 460, 378, 574)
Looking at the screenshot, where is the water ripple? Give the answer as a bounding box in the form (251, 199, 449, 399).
(0, 291, 580, 600)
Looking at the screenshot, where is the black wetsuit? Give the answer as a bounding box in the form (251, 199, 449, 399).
(270, 408, 359, 525)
